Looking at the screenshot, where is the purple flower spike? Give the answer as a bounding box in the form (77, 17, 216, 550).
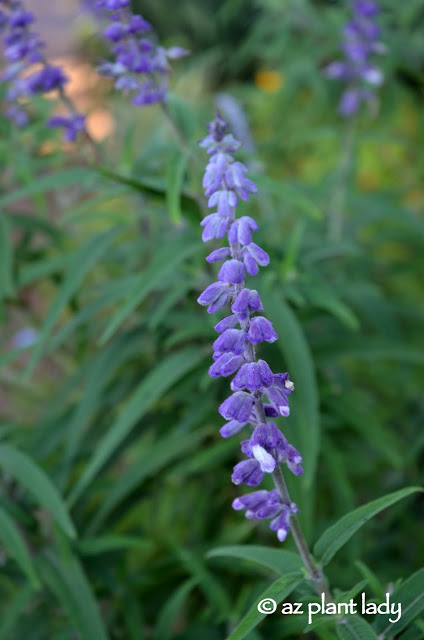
(198, 115, 301, 543)
(95, 0, 188, 107)
(325, 0, 384, 117)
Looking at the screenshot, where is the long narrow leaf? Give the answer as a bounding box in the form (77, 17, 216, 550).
(0, 444, 76, 538)
(68, 347, 205, 506)
(0, 506, 40, 588)
(314, 487, 421, 566)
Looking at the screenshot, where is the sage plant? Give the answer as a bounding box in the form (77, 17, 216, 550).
(325, 0, 384, 117)
(197, 115, 303, 543)
(0, 0, 85, 139)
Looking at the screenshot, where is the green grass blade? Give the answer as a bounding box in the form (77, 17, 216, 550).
(37, 551, 109, 640)
(0, 506, 40, 588)
(226, 572, 303, 640)
(0, 444, 76, 538)
(68, 347, 205, 506)
(99, 236, 202, 343)
(25, 227, 122, 376)
(0, 216, 14, 299)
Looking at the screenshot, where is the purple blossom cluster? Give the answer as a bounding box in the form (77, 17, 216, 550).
(325, 0, 384, 117)
(197, 115, 303, 543)
(0, 0, 85, 140)
(96, 0, 188, 106)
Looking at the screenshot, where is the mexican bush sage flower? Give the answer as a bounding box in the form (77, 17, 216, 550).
(325, 0, 385, 117)
(0, 0, 85, 139)
(197, 115, 303, 542)
(96, 0, 188, 106)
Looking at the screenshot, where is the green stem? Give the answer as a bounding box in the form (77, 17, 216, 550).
(328, 117, 356, 242)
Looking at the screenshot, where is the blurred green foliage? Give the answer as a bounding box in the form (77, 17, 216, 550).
(1, 0, 424, 638)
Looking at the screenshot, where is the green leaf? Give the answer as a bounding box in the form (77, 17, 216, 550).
(207, 545, 302, 576)
(0, 584, 34, 640)
(373, 568, 424, 636)
(255, 176, 323, 220)
(302, 283, 360, 332)
(154, 578, 198, 640)
(97, 166, 201, 218)
(261, 293, 320, 491)
(0, 444, 76, 538)
(37, 551, 109, 640)
(0, 506, 40, 588)
(0, 215, 14, 298)
(0, 168, 95, 209)
(77, 535, 153, 556)
(171, 544, 230, 619)
(314, 487, 421, 566)
(25, 227, 122, 376)
(99, 236, 202, 343)
(225, 572, 303, 640)
(87, 427, 205, 532)
(68, 347, 205, 506)
(166, 147, 189, 225)
(336, 616, 379, 640)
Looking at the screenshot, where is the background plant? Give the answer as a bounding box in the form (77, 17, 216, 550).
(0, 1, 424, 639)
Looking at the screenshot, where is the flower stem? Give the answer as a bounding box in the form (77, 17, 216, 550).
(328, 117, 356, 242)
(272, 463, 333, 601)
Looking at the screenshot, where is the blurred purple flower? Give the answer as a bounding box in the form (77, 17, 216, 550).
(325, 0, 385, 116)
(94, 2, 189, 106)
(0, 1, 86, 138)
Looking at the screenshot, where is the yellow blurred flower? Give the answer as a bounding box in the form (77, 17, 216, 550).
(254, 70, 284, 93)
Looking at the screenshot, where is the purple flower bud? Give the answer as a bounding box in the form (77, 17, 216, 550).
(232, 459, 265, 486)
(200, 213, 229, 242)
(228, 216, 258, 245)
(219, 391, 254, 422)
(231, 360, 273, 392)
(247, 317, 278, 344)
(231, 288, 264, 320)
(209, 353, 244, 378)
(217, 259, 245, 284)
(241, 242, 270, 275)
(354, 0, 379, 17)
(208, 189, 238, 216)
(225, 162, 257, 201)
(213, 329, 247, 355)
(232, 489, 269, 511)
(48, 114, 86, 142)
(220, 419, 247, 438)
(206, 247, 232, 263)
(197, 281, 233, 314)
(214, 315, 239, 333)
